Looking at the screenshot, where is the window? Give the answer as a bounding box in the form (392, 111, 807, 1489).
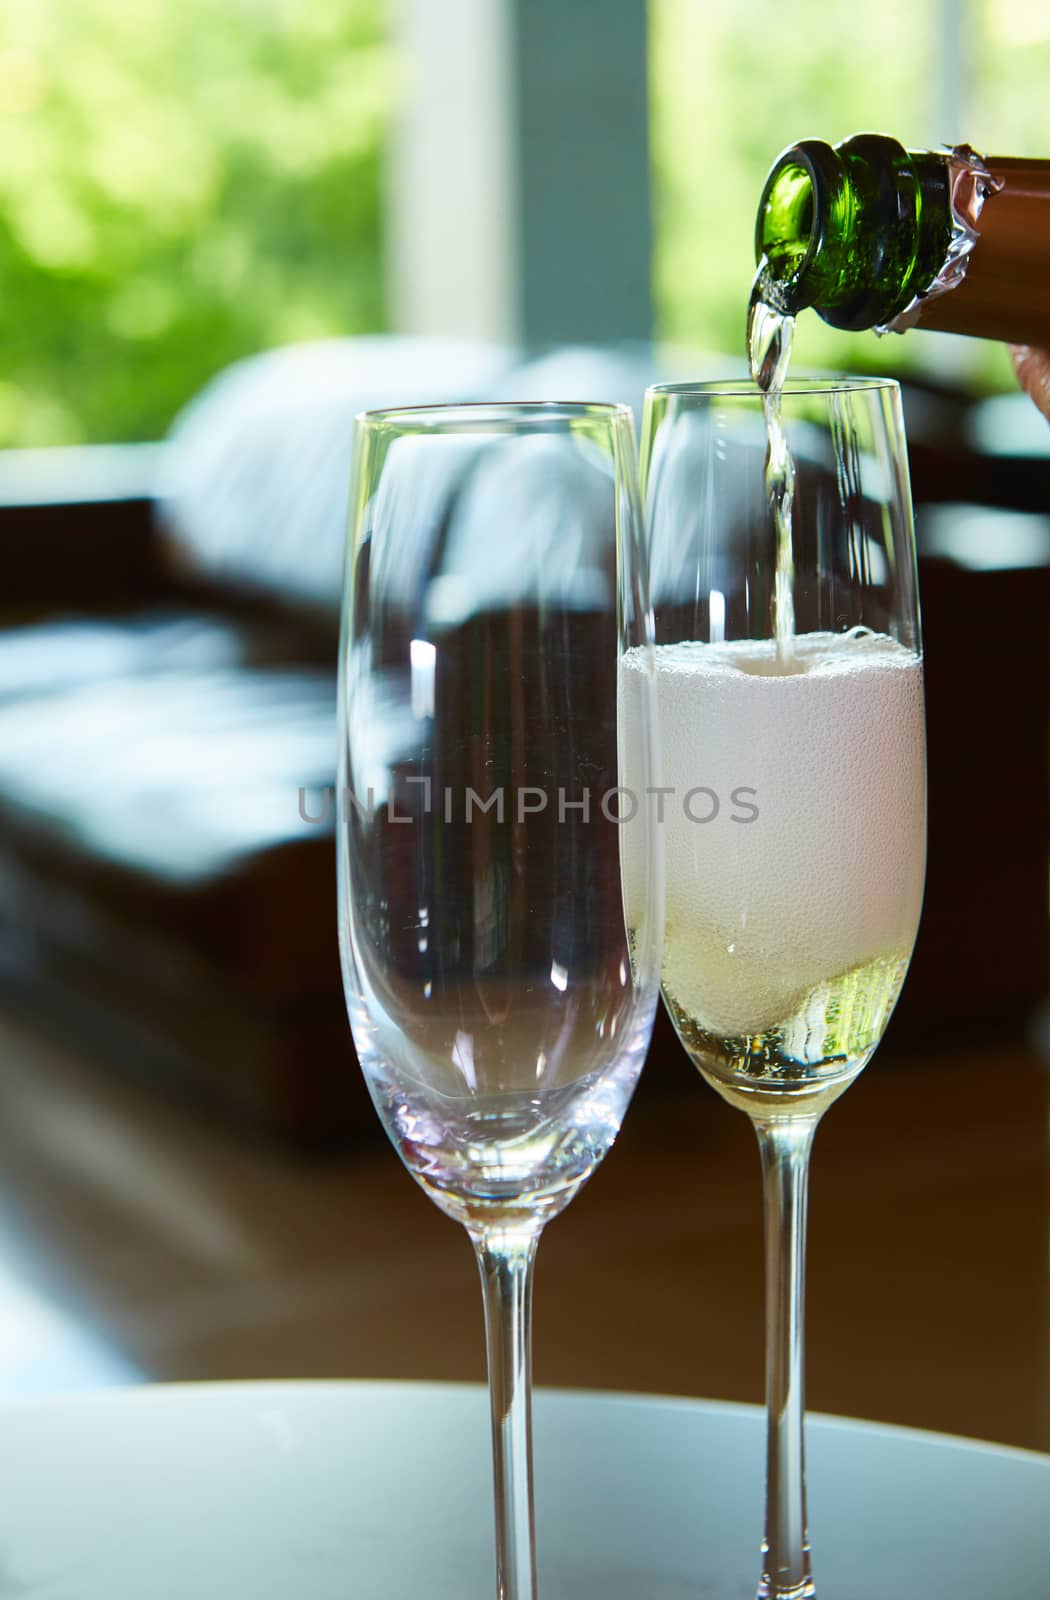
(0, 0, 392, 448)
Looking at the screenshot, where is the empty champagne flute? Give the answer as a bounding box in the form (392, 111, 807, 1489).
(337, 401, 663, 1600)
(632, 378, 926, 1598)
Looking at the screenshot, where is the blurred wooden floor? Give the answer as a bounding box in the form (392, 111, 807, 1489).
(0, 1007, 1046, 1452)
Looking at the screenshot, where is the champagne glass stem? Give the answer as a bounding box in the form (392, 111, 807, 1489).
(755, 1118, 818, 1600)
(473, 1227, 542, 1600)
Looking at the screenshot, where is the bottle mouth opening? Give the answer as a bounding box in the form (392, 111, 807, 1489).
(757, 161, 816, 281)
(754, 140, 845, 311)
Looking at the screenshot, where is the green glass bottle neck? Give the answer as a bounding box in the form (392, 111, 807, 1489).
(755, 134, 954, 332)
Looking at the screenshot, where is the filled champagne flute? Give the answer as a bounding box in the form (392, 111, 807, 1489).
(337, 401, 663, 1600)
(628, 378, 926, 1599)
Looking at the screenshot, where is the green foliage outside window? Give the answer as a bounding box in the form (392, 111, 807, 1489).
(0, 0, 393, 447)
(5, 0, 1049, 449)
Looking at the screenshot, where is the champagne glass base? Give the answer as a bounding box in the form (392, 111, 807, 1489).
(757, 1577, 815, 1600)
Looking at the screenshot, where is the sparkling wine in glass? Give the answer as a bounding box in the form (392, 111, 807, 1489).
(337, 401, 663, 1600)
(627, 378, 926, 1599)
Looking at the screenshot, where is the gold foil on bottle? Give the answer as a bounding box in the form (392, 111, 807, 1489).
(877, 145, 1005, 335)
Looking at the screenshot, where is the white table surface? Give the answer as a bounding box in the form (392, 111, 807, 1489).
(0, 1380, 1045, 1598)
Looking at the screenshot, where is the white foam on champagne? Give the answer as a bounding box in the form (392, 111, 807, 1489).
(620, 631, 925, 1036)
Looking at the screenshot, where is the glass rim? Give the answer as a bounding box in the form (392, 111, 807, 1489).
(356, 399, 635, 432)
(646, 376, 901, 400)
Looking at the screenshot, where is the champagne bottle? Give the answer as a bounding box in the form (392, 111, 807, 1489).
(754, 133, 1050, 346)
